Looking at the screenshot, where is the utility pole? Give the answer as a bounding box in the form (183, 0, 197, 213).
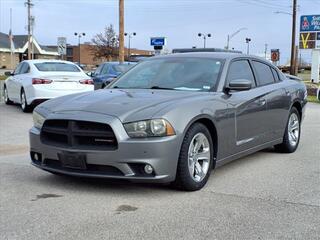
(264, 43, 268, 59)
(119, 0, 124, 63)
(25, 0, 33, 60)
(245, 38, 251, 55)
(290, 0, 297, 75)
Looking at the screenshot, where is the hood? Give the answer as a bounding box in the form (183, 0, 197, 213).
(39, 89, 205, 122)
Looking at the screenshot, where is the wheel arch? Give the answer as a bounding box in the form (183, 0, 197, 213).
(182, 115, 218, 168)
(291, 100, 302, 119)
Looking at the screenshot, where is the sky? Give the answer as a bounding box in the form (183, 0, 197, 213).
(0, 0, 319, 64)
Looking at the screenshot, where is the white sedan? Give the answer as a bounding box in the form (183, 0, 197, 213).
(3, 60, 94, 112)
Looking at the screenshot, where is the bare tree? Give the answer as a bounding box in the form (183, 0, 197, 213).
(91, 24, 119, 61)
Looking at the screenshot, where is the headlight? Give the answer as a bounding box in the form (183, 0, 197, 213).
(124, 119, 175, 138)
(33, 111, 46, 129)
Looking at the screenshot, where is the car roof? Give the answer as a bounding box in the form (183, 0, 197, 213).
(22, 59, 77, 65)
(151, 52, 267, 61)
(102, 61, 136, 65)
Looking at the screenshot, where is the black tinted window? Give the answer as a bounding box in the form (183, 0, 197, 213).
(20, 63, 30, 74)
(227, 60, 255, 84)
(252, 61, 274, 86)
(94, 64, 104, 75)
(34, 62, 80, 72)
(271, 68, 280, 82)
(14, 63, 23, 75)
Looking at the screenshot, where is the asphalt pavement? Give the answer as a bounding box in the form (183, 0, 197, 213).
(0, 103, 319, 240)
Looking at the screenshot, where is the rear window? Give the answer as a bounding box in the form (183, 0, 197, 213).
(113, 64, 134, 73)
(252, 61, 274, 86)
(34, 62, 80, 72)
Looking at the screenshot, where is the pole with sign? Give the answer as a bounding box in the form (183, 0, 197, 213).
(150, 37, 166, 55)
(57, 37, 67, 60)
(299, 15, 320, 83)
(271, 49, 280, 66)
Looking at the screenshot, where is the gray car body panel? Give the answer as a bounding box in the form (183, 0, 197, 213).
(30, 52, 307, 182)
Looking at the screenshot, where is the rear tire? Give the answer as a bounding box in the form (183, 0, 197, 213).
(274, 107, 301, 153)
(173, 123, 214, 191)
(20, 89, 32, 113)
(3, 85, 13, 105)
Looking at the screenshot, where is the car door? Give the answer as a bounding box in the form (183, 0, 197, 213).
(251, 60, 288, 141)
(16, 62, 31, 103)
(225, 59, 268, 154)
(7, 62, 24, 101)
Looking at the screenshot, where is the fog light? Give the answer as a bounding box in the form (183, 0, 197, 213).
(144, 164, 153, 174)
(34, 153, 39, 161)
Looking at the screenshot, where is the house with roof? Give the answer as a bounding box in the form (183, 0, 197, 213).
(0, 32, 59, 69)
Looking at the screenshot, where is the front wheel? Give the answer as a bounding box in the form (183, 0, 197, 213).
(274, 107, 301, 153)
(20, 89, 32, 112)
(173, 123, 214, 191)
(3, 86, 13, 105)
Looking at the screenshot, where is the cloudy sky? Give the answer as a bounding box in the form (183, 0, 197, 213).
(0, 0, 318, 63)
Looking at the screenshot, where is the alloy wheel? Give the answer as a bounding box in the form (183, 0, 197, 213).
(187, 133, 211, 182)
(288, 112, 300, 147)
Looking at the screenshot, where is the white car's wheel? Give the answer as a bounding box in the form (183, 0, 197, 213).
(20, 89, 32, 112)
(3, 85, 13, 105)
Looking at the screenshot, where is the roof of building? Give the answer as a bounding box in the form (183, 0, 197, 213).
(0, 32, 57, 55)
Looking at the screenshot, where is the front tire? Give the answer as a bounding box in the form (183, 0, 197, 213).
(173, 123, 214, 191)
(274, 107, 301, 153)
(20, 89, 32, 112)
(3, 85, 13, 105)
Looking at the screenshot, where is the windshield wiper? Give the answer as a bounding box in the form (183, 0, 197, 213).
(150, 86, 175, 90)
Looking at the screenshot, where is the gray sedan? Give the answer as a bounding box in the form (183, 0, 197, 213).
(30, 53, 307, 191)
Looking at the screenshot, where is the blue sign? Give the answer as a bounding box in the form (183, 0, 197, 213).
(317, 32, 320, 40)
(150, 37, 166, 46)
(300, 15, 320, 32)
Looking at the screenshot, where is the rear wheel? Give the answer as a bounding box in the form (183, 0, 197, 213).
(274, 107, 301, 153)
(20, 89, 32, 112)
(173, 123, 214, 191)
(3, 85, 13, 105)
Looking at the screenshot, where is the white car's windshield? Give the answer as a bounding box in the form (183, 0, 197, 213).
(111, 58, 223, 91)
(34, 62, 81, 72)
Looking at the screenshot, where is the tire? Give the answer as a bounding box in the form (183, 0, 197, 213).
(20, 89, 32, 112)
(3, 85, 13, 105)
(173, 123, 214, 191)
(274, 107, 301, 153)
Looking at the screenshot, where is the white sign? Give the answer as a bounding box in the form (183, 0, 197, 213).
(57, 37, 67, 55)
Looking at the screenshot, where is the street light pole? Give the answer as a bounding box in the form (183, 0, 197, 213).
(74, 32, 85, 66)
(198, 33, 211, 48)
(226, 27, 247, 50)
(246, 38, 251, 55)
(124, 32, 136, 61)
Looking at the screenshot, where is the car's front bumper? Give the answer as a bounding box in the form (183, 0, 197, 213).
(29, 111, 181, 183)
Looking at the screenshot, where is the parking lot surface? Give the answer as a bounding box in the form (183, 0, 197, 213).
(0, 103, 319, 240)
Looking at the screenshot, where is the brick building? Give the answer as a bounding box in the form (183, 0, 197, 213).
(64, 43, 154, 69)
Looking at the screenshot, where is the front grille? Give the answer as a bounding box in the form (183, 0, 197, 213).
(41, 120, 118, 150)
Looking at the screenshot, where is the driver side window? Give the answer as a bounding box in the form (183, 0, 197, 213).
(13, 62, 24, 75)
(227, 60, 255, 87)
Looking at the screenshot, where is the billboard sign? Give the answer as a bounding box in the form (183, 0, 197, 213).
(271, 49, 280, 62)
(299, 15, 320, 49)
(150, 37, 166, 46)
(300, 15, 320, 32)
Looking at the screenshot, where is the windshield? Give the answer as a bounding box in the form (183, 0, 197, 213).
(34, 62, 81, 72)
(111, 58, 223, 91)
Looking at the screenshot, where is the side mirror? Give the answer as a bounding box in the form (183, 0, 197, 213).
(4, 71, 13, 76)
(225, 79, 252, 93)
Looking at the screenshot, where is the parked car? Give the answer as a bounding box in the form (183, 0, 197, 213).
(30, 53, 307, 191)
(92, 62, 136, 90)
(3, 60, 93, 112)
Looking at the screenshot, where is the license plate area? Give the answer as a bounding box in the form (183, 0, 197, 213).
(58, 152, 87, 170)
